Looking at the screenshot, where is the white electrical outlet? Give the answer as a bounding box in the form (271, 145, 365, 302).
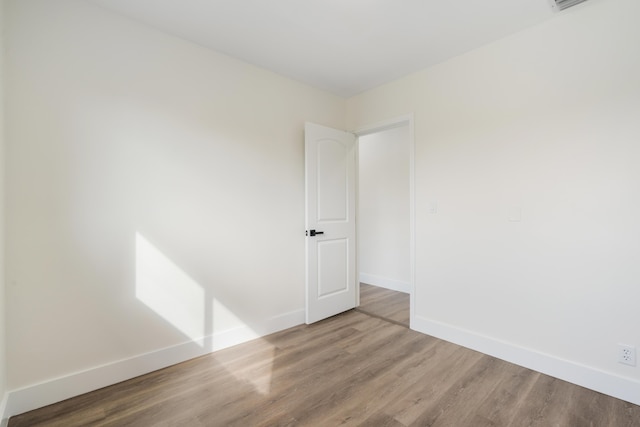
(618, 344, 637, 366)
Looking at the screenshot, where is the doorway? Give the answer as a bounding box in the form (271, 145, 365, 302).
(355, 116, 414, 328)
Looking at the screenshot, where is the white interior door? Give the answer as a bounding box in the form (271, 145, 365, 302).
(305, 122, 357, 324)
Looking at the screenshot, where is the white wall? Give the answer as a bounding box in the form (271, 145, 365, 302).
(358, 126, 410, 292)
(4, 0, 344, 413)
(348, 0, 640, 404)
(0, 0, 8, 420)
(5, 0, 640, 417)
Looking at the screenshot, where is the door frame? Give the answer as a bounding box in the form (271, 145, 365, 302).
(353, 114, 416, 329)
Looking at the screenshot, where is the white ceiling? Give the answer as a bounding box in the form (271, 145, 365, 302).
(89, 0, 556, 97)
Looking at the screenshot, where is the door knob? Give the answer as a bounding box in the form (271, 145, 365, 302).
(306, 229, 324, 237)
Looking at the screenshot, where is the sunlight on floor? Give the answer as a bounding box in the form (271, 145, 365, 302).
(214, 337, 276, 395)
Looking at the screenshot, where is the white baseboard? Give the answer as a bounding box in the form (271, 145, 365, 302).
(3, 309, 304, 420)
(1, 392, 8, 427)
(360, 273, 410, 294)
(412, 315, 640, 406)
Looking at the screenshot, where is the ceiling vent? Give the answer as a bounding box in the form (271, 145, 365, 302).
(551, 0, 589, 11)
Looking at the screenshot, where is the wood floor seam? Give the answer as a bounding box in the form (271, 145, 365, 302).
(353, 307, 409, 328)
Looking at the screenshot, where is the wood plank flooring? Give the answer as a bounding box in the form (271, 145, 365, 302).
(357, 283, 410, 327)
(10, 285, 640, 426)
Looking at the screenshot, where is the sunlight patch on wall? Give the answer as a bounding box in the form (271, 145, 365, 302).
(135, 233, 276, 394)
(135, 233, 205, 344)
(212, 299, 253, 337)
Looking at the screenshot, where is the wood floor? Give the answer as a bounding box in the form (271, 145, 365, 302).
(357, 283, 410, 327)
(10, 285, 640, 426)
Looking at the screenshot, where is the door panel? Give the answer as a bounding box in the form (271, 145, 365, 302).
(318, 238, 348, 297)
(317, 140, 348, 221)
(305, 122, 356, 324)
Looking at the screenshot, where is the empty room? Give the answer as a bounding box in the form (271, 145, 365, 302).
(1, 0, 640, 425)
